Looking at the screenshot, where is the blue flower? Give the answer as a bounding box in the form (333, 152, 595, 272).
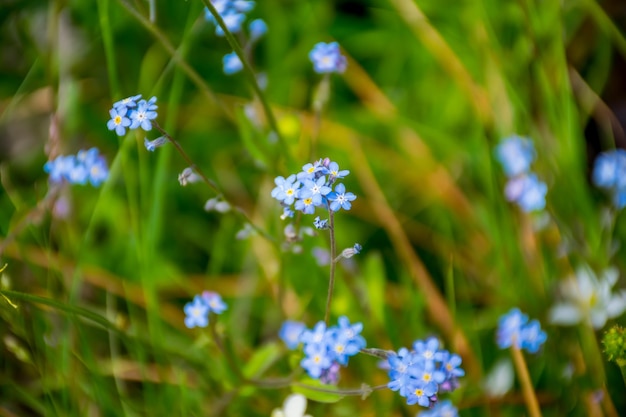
(497, 308, 546, 353)
(107, 107, 131, 136)
(113, 94, 142, 110)
(439, 351, 465, 379)
(504, 174, 547, 212)
(405, 379, 437, 407)
(223, 51, 243, 74)
(295, 197, 316, 214)
(325, 161, 350, 180)
(301, 342, 332, 378)
(248, 18, 267, 41)
(313, 216, 329, 230)
(201, 291, 228, 314)
(418, 400, 459, 417)
(592, 150, 626, 189)
(300, 176, 332, 206)
(327, 183, 356, 211)
(44, 149, 109, 187)
(495, 135, 535, 177)
(184, 295, 210, 328)
(144, 136, 168, 152)
(271, 175, 300, 205)
(130, 99, 158, 131)
(296, 160, 324, 181)
(279, 320, 306, 350)
(309, 42, 347, 74)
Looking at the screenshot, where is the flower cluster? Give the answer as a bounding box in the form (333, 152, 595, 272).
(309, 42, 347, 74)
(280, 317, 366, 383)
(107, 94, 158, 137)
(183, 291, 227, 329)
(592, 149, 626, 208)
(271, 158, 355, 217)
(494, 135, 547, 212)
(496, 308, 547, 353)
(417, 400, 459, 417)
(44, 148, 109, 187)
(386, 337, 464, 408)
(548, 266, 626, 330)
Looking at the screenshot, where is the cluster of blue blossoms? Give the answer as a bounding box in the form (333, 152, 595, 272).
(203, 0, 267, 75)
(271, 158, 355, 219)
(592, 149, 626, 209)
(183, 291, 228, 329)
(386, 337, 464, 408)
(496, 308, 547, 353)
(107, 94, 158, 137)
(44, 148, 109, 187)
(494, 135, 547, 212)
(279, 317, 366, 384)
(309, 42, 347, 74)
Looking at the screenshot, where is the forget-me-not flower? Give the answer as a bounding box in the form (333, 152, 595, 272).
(327, 183, 356, 211)
(497, 308, 547, 353)
(495, 135, 536, 177)
(309, 42, 347, 74)
(223, 51, 243, 75)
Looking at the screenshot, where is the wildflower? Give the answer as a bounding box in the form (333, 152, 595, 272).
(338, 243, 362, 260)
(549, 266, 626, 329)
(327, 183, 356, 211)
(300, 177, 332, 206)
(223, 51, 243, 75)
(387, 338, 464, 408)
(129, 98, 158, 131)
(113, 94, 142, 110)
(107, 107, 131, 136)
(204, 197, 231, 213)
(271, 393, 313, 417)
(592, 150, 626, 208)
(44, 148, 109, 187)
(178, 167, 202, 186)
(418, 400, 459, 417)
(301, 342, 332, 378)
(296, 160, 324, 181)
(494, 135, 535, 177)
(281, 207, 295, 220)
(201, 291, 227, 314)
(309, 42, 347, 74)
(144, 136, 168, 152)
(294, 196, 316, 214)
(271, 175, 300, 205)
(183, 295, 210, 328)
(313, 216, 329, 230)
(497, 308, 547, 353)
(279, 320, 306, 350)
(204, 0, 254, 36)
(504, 174, 547, 212)
(248, 18, 267, 41)
(324, 161, 349, 181)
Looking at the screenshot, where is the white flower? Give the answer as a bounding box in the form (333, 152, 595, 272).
(548, 266, 626, 329)
(271, 394, 312, 417)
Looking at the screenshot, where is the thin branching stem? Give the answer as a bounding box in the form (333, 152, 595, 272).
(324, 208, 337, 324)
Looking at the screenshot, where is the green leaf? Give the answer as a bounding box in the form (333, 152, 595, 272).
(292, 378, 343, 403)
(242, 341, 283, 379)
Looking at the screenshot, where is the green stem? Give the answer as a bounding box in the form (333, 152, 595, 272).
(324, 209, 337, 324)
(200, 0, 289, 156)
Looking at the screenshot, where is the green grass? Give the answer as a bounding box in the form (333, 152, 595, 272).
(1, 0, 626, 415)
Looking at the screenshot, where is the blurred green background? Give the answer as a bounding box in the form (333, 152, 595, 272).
(1, 0, 626, 415)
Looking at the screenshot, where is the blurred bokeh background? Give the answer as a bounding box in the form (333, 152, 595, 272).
(1, 0, 626, 415)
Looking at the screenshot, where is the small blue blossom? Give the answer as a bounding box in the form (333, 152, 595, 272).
(592, 150, 626, 209)
(113, 94, 142, 110)
(405, 379, 438, 407)
(279, 320, 306, 350)
(300, 176, 332, 206)
(296, 160, 324, 181)
(497, 308, 546, 353)
(418, 400, 459, 417)
(313, 216, 329, 230)
(325, 161, 350, 180)
(248, 18, 267, 41)
(201, 291, 228, 314)
(44, 148, 109, 187)
(144, 136, 168, 152)
(271, 175, 300, 205)
(328, 183, 356, 211)
(223, 51, 243, 75)
(184, 295, 210, 328)
(495, 135, 535, 177)
(130, 99, 158, 131)
(504, 174, 547, 212)
(309, 42, 347, 74)
(204, 0, 253, 36)
(295, 196, 316, 214)
(281, 206, 295, 220)
(107, 107, 131, 136)
(301, 342, 332, 378)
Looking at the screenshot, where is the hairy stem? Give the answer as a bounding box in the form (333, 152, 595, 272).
(324, 209, 337, 324)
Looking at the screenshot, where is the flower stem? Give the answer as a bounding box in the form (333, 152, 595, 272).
(200, 0, 289, 157)
(510, 344, 542, 417)
(324, 209, 337, 324)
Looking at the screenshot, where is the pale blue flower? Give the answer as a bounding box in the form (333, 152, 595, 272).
(223, 51, 243, 75)
(495, 135, 535, 177)
(309, 42, 347, 74)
